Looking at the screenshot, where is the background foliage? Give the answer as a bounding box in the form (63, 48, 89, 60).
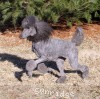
(0, 0, 100, 28)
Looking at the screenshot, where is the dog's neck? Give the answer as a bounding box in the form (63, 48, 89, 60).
(27, 35, 52, 43)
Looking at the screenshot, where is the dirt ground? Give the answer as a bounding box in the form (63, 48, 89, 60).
(0, 23, 100, 99)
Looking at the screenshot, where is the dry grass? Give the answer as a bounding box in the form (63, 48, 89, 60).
(0, 24, 100, 99)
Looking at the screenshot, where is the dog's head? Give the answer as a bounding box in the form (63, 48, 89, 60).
(20, 16, 53, 42)
(20, 16, 37, 39)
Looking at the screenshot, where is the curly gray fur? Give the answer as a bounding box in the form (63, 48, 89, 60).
(20, 16, 89, 83)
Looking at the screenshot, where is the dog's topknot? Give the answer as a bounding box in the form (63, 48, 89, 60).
(22, 16, 36, 29)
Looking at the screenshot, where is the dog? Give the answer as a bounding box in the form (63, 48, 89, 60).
(20, 16, 89, 83)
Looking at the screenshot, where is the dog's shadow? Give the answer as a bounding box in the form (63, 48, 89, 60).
(0, 53, 79, 82)
(0, 53, 28, 81)
(44, 61, 78, 78)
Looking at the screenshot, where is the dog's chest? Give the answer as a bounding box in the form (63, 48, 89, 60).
(32, 41, 48, 57)
(32, 43, 41, 57)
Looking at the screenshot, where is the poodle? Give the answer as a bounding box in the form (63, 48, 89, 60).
(20, 16, 89, 83)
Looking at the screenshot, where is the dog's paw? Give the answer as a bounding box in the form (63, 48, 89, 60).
(81, 66, 89, 79)
(37, 63, 48, 74)
(26, 60, 36, 71)
(27, 71, 33, 78)
(56, 76, 66, 83)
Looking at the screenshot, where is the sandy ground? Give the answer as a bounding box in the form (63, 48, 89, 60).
(0, 24, 100, 99)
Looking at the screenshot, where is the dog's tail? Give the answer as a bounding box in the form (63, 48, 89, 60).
(71, 27, 84, 46)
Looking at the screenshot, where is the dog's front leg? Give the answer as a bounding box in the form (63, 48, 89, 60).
(26, 58, 46, 78)
(56, 58, 66, 83)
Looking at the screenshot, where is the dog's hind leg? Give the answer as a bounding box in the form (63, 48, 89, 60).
(67, 48, 89, 78)
(56, 58, 66, 83)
